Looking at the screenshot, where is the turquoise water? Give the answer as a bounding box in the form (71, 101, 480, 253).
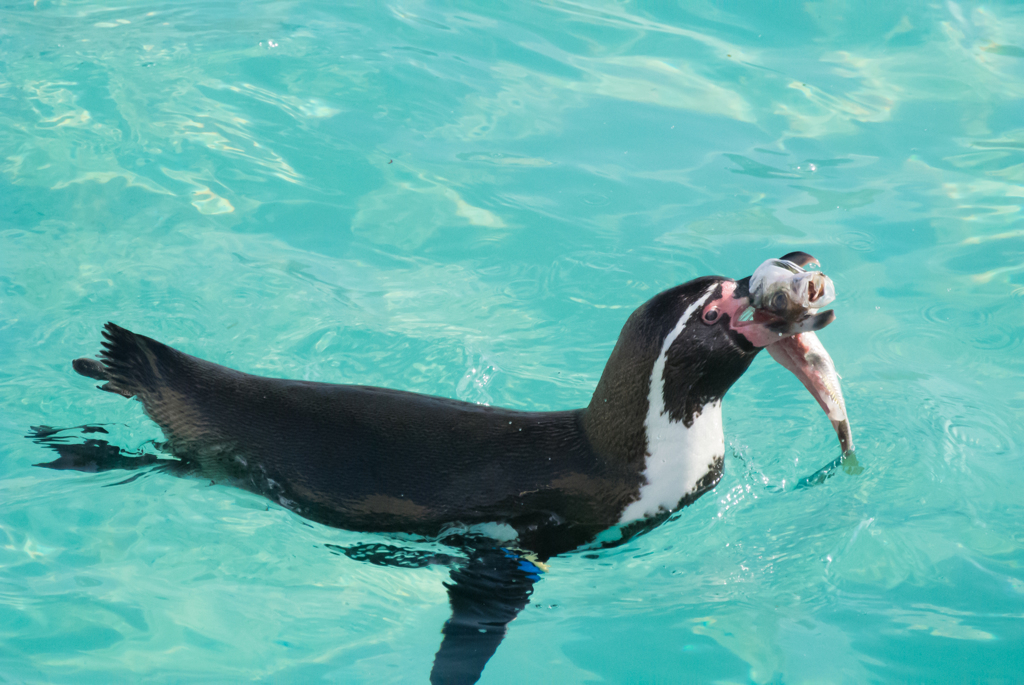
(2, 0, 1024, 681)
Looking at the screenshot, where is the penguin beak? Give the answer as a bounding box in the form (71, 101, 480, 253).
(712, 264, 854, 455)
(727, 304, 835, 348)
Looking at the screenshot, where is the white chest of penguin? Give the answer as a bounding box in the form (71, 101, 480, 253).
(618, 399, 724, 524)
(618, 287, 725, 524)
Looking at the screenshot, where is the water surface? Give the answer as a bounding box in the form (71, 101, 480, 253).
(2, 0, 1024, 682)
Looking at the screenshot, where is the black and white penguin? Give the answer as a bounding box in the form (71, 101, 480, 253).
(35, 252, 851, 685)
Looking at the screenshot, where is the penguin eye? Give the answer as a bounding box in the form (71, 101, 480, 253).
(702, 308, 719, 324)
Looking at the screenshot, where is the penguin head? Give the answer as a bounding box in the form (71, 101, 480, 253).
(585, 254, 841, 464)
(653, 254, 839, 421)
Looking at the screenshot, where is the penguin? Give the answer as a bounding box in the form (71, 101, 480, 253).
(33, 252, 852, 685)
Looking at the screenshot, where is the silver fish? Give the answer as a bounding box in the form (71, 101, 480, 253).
(745, 254, 853, 455)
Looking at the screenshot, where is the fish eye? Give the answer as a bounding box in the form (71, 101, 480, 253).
(702, 308, 719, 324)
(771, 292, 788, 312)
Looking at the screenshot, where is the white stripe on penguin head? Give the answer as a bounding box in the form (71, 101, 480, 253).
(619, 283, 724, 523)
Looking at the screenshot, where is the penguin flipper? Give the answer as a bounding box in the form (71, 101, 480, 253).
(430, 546, 541, 685)
(328, 542, 465, 569)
